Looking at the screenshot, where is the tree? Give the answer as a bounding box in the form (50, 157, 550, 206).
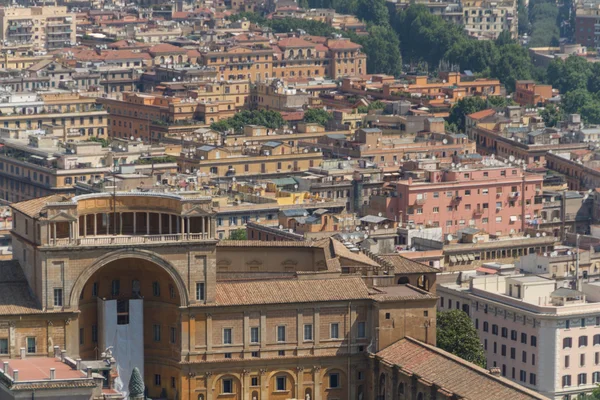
(539, 104, 562, 127)
(356, 24, 402, 76)
(356, 0, 389, 26)
(303, 108, 333, 126)
(228, 229, 248, 240)
(490, 44, 533, 92)
(447, 97, 487, 133)
(211, 109, 285, 133)
(495, 30, 514, 46)
(437, 310, 487, 368)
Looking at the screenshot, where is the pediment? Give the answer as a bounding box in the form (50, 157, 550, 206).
(182, 206, 212, 217)
(246, 259, 263, 267)
(47, 211, 77, 222)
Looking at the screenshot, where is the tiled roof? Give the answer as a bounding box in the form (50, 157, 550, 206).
(331, 239, 379, 267)
(467, 109, 496, 120)
(214, 277, 370, 306)
(378, 254, 439, 274)
(376, 338, 549, 400)
(369, 284, 437, 302)
(277, 37, 316, 48)
(325, 39, 362, 50)
(11, 194, 71, 218)
(216, 240, 324, 248)
(104, 50, 151, 60)
(149, 43, 188, 55)
(0, 261, 42, 315)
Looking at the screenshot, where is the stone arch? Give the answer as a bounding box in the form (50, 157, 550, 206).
(267, 369, 296, 396)
(211, 373, 242, 398)
(378, 373, 386, 397)
(69, 248, 189, 309)
(397, 277, 409, 284)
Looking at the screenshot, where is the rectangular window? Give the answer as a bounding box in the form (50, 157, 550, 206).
(578, 373, 587, 385)
(223, 328, 232, 345)
(92, 282, 98, 297)
(510, 347, 515, 359)
(170, 327, 176, 344)
(251, 377, 259, 386)
(562, 375, 571, 387)
(520, 370, 526, 382)
(521, 332, 527, 344)
(152, 282, 160, 297)
(27, 337, 36, 354)
(581, 354, 586, 366)
(304, 324, 313, 341)
(329, 373, 340, 389)
(0, 339, 7, 354)
(564, 337, 572, 348)
(111, 280, 120, 296)
(330, 323, 339, 339)
(531, 335, 537, 347)
(153, 324, 161, 342)
(511, 330, 517, 341)
(357, 321, 366, 338)
(580, 336, 588, 347)
(565, 355, 570, 368)
(276, 376, 286, 391)
(53, 288, 63, 307)
(250, 327, 259, 343)
(277, 326, 286, 342)
(529, 373, 536, 386)
(222, 379, 233, 393)
(196, 282, 205, 301)
(154, 374, 161, 386)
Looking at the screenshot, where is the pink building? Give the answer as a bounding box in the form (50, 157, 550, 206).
(379, 162, 543, 236)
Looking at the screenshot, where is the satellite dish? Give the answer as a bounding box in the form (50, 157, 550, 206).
(472, 237, 478, 244)
(526, 234, 531, 238)
(536, 232, 541, 237)
(509, 155, 515, 162)
(378, 212, 382, 217)
(442, 139, 448, 144)
(542, 232, 547, 237)
(451, 163, 456, 168)
(567, 251, 572, 256)
(543, 252, 548, 257)
(447, 234, 453, 241)
(279, 225, 283, 229)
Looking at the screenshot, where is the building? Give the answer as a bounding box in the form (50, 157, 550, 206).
(3, 191, 446, 400)
(514, 81, 555, 106)
(462, 0, 518, 40)
(438, 274, 600, 399)
(374, 160, 544, 236)
(0, 6, 76, 50)
(575, 4, 600, 49)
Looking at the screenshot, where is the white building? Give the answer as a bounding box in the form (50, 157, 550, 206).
(438, 275, 600, 400)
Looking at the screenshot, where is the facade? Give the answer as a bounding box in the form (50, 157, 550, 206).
(0, 6, 76, 50)
(514, 81, 555, 106)
(438, 275, 600, 399)
(2, 191, 448, 400)
(575, 5, 600, 49)
(462, 0, 518, 40)
(379, 162, 544, 236)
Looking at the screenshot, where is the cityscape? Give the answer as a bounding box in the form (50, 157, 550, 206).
(0, 0, 597, 399)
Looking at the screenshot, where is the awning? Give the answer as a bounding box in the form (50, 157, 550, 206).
(457, 255, 465, 262)
(476, 267, 498, 275)
(468, 254, 475, 261)
(449, 255, 458, 263)
(510, 216, 518, 222)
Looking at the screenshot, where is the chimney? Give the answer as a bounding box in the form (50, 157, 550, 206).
(86, 367, 92, 378)
(489, 367, 501, 377)
(19, 348, 25, 359)
(3, 362, 8, 374)
(49, 368, 55, 380)
(76, 358, 81, 370)
(60, 350, 66, 362)
(13, 370, 18, 381)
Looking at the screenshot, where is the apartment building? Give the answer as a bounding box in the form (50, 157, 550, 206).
(0, 135, 177, 202)
(439, 274, 600, 399)
(575, 4, 600, 49)
(0, 6, 76, 50)
(376, 159, 544, 236)
(514, 81, 555, 106)
(462, 0, 518, 40)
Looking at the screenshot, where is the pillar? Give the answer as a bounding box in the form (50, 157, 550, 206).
(106, 214, 110, 236)
(296, 367, 304, 400)
(201, 217, 205, 237)
(243, 312, 249, 351)
(206, 313, 213, 353)
(46, 223, 50, 244)
(83, 216, 87, 238)
(133, 212, 136, 235)
(8, 322, 15, 357)
(314, 308, 320, 346)
(93, 214, 97, 236)
(313, 366, 322, 400)
(53, 223, 57, 244)
(186, 217, 190, 237)
(297, 309, 303, 347)
(146, 212, 150, 235)
(119, 213, 123, 235)
(158, 213, 162, 235)
(169, 214, 172, 234)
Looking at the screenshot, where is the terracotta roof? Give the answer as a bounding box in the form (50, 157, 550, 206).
(104, 50, 151, 61)
(11, 194, 70, 219)
(326, 39, 362, 50)
(376, 338, 550, 400)
(277, 37, 316, 49)
(214, 276, 370, 306)
(0, 261, 43, 315)
(369, 284, 437, 302)
(378, 254, 438, 274)
(149, 43, 188, 55)
(172, 11, 192, 19)
(467, 109, 496, 120)
(331, 239, 379, 267)
(186, 49, 201, 58)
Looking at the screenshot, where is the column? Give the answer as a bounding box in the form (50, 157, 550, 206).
(53, 223, 57, 245)
(46, 223, 50, 244)
(83, 215, 87, 238)
(260, 311, 267, 348)
(106, 214, 110, 236)
(201, 217, 205, 237)
(169, 214, 172, 234)
(186, 217, 191, 238)
(8, 322, 15, 357)
(93, 214, 97, 236)
(242, 370, 250, 400)
(314, 308, 320, 346)
(133, 212, 137, 235)
(146, 212, 150, 235)
(205, 373, 214, 400)
(206, 313, 213, 353)
(313, 366, 322, 400)
(119, 213, 123, 235)
(158, 213, 162, 235)
(243, 312, 250, 351)
(260, 369, 268, 400)
(296, 367, 304, 400)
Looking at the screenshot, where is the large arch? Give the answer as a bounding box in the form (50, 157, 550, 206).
(69, 248, 189, 309)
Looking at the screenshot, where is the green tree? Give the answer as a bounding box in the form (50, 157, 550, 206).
(447, 96, 487, 133)
(490, 44, 533, 92)
(356, 24, 402, 76)
(445, 40, 498, 74)
(356, 0, 389, 25)
(495, 30, 514, 46)
(303, 108, 333, 126)
(539, 104, 562, 127)
(437, 310, 486, 368)
(228, 229, 248, 240)
(211, 109, 285, 133)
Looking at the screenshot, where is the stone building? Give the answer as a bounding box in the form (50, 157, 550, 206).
(0, 191, 550, 400)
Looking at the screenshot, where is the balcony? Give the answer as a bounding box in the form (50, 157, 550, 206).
(414, 197, 426, 205)
(45, 233, 212, 247)
(473, 208, 484, 216)
(451, 196, 462, 203)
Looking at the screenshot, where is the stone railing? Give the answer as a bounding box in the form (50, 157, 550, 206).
(45, 233, 212, 247)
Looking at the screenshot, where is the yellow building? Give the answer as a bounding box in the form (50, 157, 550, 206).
(0, 6, 76, 50)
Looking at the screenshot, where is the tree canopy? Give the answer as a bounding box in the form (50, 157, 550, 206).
(437, 310, 487, 368)
(303, 108, 334, 126)
(228, 229, 248, 240)
(210, 109, 285, 133)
